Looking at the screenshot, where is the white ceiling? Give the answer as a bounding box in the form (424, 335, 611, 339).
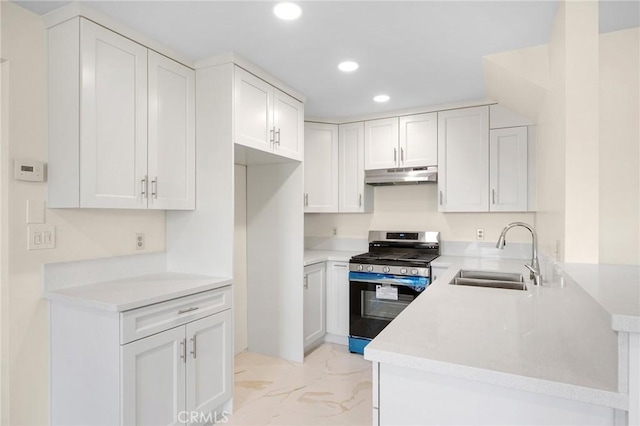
(12, 0, 639, 118)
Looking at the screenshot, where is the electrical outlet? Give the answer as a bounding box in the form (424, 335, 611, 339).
(27, 225, 55, 250)
(136, 233, 145, 250)
(476, 228, 484, 240)
(332, 227, 338, 236)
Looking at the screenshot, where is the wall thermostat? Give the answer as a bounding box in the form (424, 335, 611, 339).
(14, 159, 45, 182)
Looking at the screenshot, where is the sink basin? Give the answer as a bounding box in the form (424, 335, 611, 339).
(449, 270, 527, 291)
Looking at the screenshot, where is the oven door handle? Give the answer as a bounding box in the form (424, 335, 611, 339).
(349, 277, 426, 287)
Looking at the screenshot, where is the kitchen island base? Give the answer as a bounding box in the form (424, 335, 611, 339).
(374, 362, 626, 426)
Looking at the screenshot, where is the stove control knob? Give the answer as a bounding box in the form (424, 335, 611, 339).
(411, 269, 419, 275)
(383, 266, 390, 273)
(357, 265, 364, 271)
(367, 265, 374, 272)
(400, 268, 407, 274)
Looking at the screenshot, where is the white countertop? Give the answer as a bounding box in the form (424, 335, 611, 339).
(562, 263, 640, 333)
(304, 249, 363, 266)
(43, 272, 233, 312)
(365, 256, 627, 409)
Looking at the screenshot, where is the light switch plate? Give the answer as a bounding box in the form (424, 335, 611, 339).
(27, 225, 55, 250)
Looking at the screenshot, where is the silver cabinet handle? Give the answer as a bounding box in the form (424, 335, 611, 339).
(359, 193, 362, 207)
(141, 176, 148, 198)
(439, 190, 443, 205)
(492, 189, 496, 204)
(304, 193, 309, 207)
(400, 147, 404, 163)
(304, 275, 308, 289)
(276, 128, 281, 145)
(190, 335, 197, 359)
(394, 147, 397, 163)
(270, 128, 274, 145)
(151, 177, 158, 200)
(178, 307, 199, 315)
(180, 338, 186, 363)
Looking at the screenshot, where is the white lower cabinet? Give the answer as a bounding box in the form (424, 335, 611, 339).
(50, 286, 233, 426)
(304, 263, 326, 351)
(122, 310, 232, 426)
(326, 261, 350, 343)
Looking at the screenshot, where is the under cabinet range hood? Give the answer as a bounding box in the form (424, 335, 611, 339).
(365, 166, 438, 186)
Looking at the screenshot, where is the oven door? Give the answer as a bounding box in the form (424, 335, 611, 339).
(349, 273, 427, 340)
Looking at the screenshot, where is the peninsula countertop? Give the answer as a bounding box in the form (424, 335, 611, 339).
(365, 256, 627, 410)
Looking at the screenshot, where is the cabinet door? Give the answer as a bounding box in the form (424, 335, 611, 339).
(304, 123, 339, 212)
(364, 118, 399, 170)
(185, 310, 233, 424)
(234, 67, 273, 152)
(326, 262, 349, 337)
(437, 106, 489, 212)
(80, 20, 148, 208)
(339, 122, 368, 212)
(489, 127, 528, 212)
(399, 113, 437, 168)
(274, 89, 304, 161)
(121, 327, 186, 426)
(148, 51, 196, 210)
(304, 263, 326, 350)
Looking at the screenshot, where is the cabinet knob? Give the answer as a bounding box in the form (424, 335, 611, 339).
(359, 193, 362, 207)
(276, 128, 281, 145)
(439, 190, 443, 205)
(270, 128, 275, 145)
(394, 147, 397, 162)
(400, 147, 404, 163)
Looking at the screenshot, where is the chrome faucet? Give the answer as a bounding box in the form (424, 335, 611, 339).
(496, 222, 542, 286)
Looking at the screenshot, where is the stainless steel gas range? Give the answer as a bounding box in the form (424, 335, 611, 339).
(348, 231, 440, 354)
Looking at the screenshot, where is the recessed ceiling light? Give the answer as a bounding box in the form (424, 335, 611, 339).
(373, 95, 390, 103)
(338, 61, 359, 72)
(273, 2, 302, 20)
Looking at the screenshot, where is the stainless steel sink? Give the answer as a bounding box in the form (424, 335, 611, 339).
(449, 270, 527, 291)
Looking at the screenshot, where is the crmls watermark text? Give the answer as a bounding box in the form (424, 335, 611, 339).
(178, 410, 230, 424)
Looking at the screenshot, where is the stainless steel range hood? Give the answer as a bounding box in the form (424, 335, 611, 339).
(365, 166, 438, 186)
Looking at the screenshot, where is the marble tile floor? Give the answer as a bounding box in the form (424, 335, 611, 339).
(228, 343, 372, 425)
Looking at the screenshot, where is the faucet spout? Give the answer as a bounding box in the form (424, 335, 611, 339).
(496, 222, 542, 286)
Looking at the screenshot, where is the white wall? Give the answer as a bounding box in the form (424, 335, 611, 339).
(305, 184, 535, 243)
(599, 28, 640, 265)
(1, 3, 167, 424)
(563, 0, 600, 263)
(233, 165, 248, 354)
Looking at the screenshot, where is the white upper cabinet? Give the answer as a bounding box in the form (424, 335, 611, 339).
(148, 51, 196, 210)
(274, 89, 304, 161)
(365, 117, 399, 170)
(365, 114, 437, 171)
(234, 67, 303, 162)
(339, 122, 372, 212)
(79, 19, 148, 209)
(48, 18, 195, 210)
(437, 106, 490, 212)
(489, 127, 528, 212)
(304, 123, 339, 212)
(234, 68, 273, 152)
(399, 113, 438, 168)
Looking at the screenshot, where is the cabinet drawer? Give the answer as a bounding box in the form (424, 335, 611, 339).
(120, 286, 231, 344)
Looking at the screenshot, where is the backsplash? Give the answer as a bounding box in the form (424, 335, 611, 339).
(305, 237, 532, 260)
